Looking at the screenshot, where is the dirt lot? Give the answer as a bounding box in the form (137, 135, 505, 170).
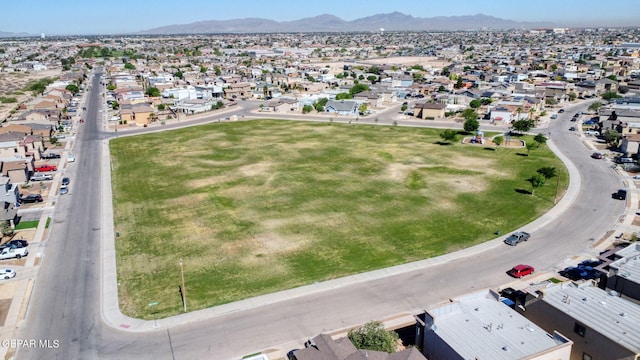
(0, 69, 62, 121)
(314, 56, 449, 73)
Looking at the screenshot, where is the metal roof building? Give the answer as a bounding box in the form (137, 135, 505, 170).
(524, 281, 640, 360)
(417, 289, 572, 360)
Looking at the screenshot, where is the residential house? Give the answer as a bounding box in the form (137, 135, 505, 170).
(292, 333, 427, 360)
(120, 103, 156, 126)
(353, 91, 383, 108)
(0, 159, 30, 184)
(225, 82, 252, 99)
(414, 102, 445, 120)
(604, 243, 640, 301)
(0, 177, 19, 227)
(520, 281, 640, 360)
(324, 100, 358, 116)
(173, 99, 216, 115)
(266, 99, 299, 113)
(416, 289, 572, 360)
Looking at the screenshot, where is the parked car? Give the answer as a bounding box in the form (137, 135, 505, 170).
(5, 239, 28, 248)
(504, 231, 531, 246)
(67, 153, 75, 163)
(61, 177, 70, 186)
(569, 127, 576, 131)
(0, 246, 28, 260)
(591, 152, 603, 159)
(19, 194, 43, 203)
(508, 264, 535, 278)
(615, 157, 635, 164)
(0, 268, 16, 279)
(550, 114, 558, 119)
(613, 189, 627, 200)
(558, 108, 565, 113)
(41, 153, 61, 159)
(30, 173, 53, 181)
(59, 185, 68, 195)
(584, 130, 600, 136)
(35, 165, 57, 172)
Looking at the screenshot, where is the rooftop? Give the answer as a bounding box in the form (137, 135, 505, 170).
(540, 282, 640, 353)
(425, 289, 570, 359)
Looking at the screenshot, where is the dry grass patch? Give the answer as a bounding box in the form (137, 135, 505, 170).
(111, 120, 568, 318)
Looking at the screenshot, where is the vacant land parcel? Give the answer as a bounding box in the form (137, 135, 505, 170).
(111, 120, 566, 318)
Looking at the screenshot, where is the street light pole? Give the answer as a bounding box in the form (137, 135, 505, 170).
(180, 259, 187, 312)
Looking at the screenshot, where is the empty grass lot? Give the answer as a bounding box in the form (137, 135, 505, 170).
(111, 120, 567, 318)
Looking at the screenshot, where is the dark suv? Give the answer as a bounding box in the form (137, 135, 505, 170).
(19, 194, 43, 203)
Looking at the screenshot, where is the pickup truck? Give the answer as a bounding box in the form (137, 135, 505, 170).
(35, 165, 57, 172)
(0, 247, 28, 260)
(30, 173, 53, 181)
(504, 231, 531, 246)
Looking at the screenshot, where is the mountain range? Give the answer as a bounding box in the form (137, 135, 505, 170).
(140, 12, 555, 34)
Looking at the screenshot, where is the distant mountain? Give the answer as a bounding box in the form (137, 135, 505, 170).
(0, 30, 32, 38)
(140, 12, 554, 34)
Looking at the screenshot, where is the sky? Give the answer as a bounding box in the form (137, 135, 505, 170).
(3, 0, 640, 35)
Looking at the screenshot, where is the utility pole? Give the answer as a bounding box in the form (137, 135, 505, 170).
(554, 170, 561, 204)
(180, 259, 187, 312)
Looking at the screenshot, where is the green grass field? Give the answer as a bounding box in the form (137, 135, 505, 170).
(110, 120, 567, 318)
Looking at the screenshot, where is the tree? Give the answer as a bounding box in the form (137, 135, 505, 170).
(534, 133, 547, 146)
(336, 93, 353, 100)
(348, 321, 398, 353)
(603, 128, 622, 147)
(545, 98, 558, 105)
(111, 101, 119, 110)
(400, 104, 408, 112)
(469, 99, 482, 109)
(525, 141, 538, 155)
(349, 83, 369, 96)
(200, 66, 207, 73)
(214, 66, 221, 76)
(588, 101, 602, 113)
(124, 62, 135, 70)
(367, 75, 377, 83)
(157, 104, 166, 111)
(537, 167, 557, 179)
(439, 129, 458, 143)
(146, 87, 161, 97)
(461, 108, 478, 122)
(493, 135, 503, 149)
(313, 97, 328, 112)
(527, 174, 545, 196)
(302, 105, 313, 114)
(511, 119, 535, 134)
(65, 84, 79, 94)
(174, 70, 183, 79)
(358, 103, 368, 115)
(602, 92, 622, 101)
(568, 92, 577, 102)
(107, 83, 116, 91)
(463, 118, 479, 133)
(607, 74, 618, 81)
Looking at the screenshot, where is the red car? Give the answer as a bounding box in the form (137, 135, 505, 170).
(35, 165, 57, 172)
(508, 264, 535, 278)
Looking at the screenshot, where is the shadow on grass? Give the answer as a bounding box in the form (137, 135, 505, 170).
(516, 153, 529, 157)
(434, 141, 454, 146)
(515, 188, 532, 195)
(484, 147, 496, 151)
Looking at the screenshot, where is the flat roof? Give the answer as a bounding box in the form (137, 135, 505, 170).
(541, 282, 640, 353)
(609, 244, 640, 285)
(426, 290, 569, 359)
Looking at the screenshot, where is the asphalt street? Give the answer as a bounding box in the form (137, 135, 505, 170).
(15, 73, 625, 360)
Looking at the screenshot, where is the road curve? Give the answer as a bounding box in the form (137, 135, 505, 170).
(17, 72, 624, 360)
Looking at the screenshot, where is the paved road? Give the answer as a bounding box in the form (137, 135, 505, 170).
(16, 75, 624, 360)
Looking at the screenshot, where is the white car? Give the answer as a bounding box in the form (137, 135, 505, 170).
(59, 185, 68, 195)
(67, 154, 75, 163)
(0, 247, 28, 260)
(0, 268, 16, 280)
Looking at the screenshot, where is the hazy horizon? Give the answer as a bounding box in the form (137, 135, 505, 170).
(3, 0, 639, 35)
